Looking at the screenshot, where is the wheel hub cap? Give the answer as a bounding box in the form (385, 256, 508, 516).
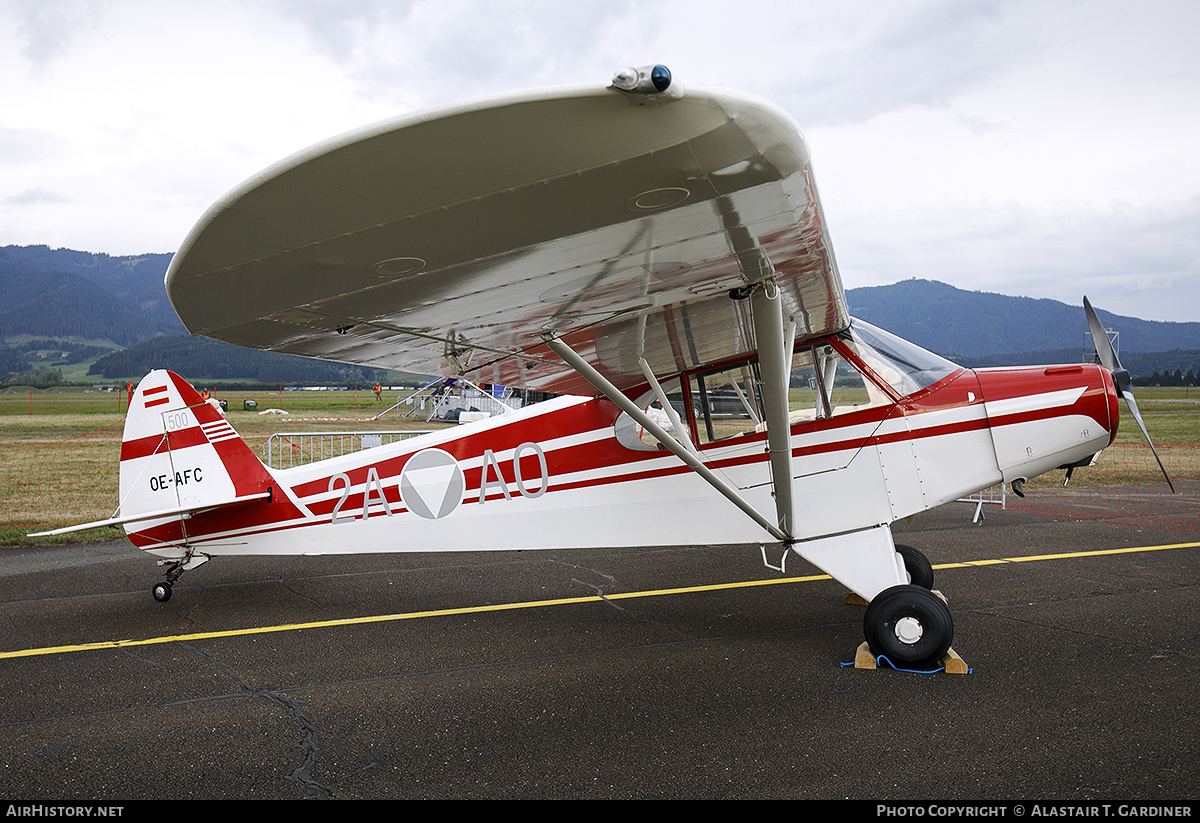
(894, 616, 924, 645)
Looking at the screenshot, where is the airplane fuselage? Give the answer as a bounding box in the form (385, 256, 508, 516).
(122, 354, 1118, 593)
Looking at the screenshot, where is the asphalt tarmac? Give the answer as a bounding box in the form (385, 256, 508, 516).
(0, 501, 1196, 800)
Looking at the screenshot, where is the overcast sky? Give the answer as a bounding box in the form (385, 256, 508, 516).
(3, 0, 1198, 322)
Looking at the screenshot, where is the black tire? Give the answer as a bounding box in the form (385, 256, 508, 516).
(152, 582, 172, 603)
(863, 584, 953, 668)
(896, 544, 934, 589)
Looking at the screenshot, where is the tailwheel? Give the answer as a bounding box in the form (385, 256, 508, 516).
(896, 544, 934, 589)
(152, 550, 209, 603)
(863, 584, 953, 668)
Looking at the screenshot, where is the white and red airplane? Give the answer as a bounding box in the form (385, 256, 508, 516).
(35, 66, 1168, 668)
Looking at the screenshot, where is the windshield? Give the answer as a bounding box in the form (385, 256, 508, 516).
(841, 319, 959, 397)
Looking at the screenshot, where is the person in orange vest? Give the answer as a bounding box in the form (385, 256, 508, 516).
(374, 384, 382, 401)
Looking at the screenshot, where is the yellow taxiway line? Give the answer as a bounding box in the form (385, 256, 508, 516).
(2, 540, 1197, 660)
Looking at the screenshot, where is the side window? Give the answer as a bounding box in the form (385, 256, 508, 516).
(614, 379, 692, 451)
(616, 339, 896, 452)
(689, 361, 764, 445)
(788, 345, 824, 423)
(812, 342, 892, 417)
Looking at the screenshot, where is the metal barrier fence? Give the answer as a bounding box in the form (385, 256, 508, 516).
(407, 392, 520, 422)
(262, 431, 434, 470)
(959, 484, 1009, 523)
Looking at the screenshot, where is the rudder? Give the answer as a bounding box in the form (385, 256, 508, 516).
(119, 370, 274, 525)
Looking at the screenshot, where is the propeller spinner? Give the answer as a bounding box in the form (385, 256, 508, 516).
(1083, 296, 1175, 493)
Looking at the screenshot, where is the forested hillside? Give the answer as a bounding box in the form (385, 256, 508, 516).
(847, 280, 1200, 357)
(88, 334, 385, 385)
(1, 245, 182, 331)
(2, 245, 1196, 384)
(0, 255, 177, 346)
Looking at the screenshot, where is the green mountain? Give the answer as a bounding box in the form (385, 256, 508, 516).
(1, 245, 182, 332)
(0, 254, 177, 346)
(847, 279, 1200, 358)
(2, 246, 1197, 382)
(956, 347, 1200, 382)
(87, 334, 384, 385)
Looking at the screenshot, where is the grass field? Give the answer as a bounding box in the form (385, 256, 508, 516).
(0, 384, 1196, 544)
(0, 386, 453, 543)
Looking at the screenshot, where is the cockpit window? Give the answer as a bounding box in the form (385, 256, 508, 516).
(685, 344, 893, 446)
(805, 342, 893, 418)
(840, 319, 959, 397)
(690, 361, 764, 445)
(615, 322, 947, 452)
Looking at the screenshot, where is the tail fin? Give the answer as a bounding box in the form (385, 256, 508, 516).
(118, 370, 274, 524)
(29, 371, 274, 538)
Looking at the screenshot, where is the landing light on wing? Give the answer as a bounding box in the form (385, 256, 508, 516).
(611, 64, 672, 94)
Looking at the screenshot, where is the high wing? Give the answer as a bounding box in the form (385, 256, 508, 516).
(165, 78, 848, 396)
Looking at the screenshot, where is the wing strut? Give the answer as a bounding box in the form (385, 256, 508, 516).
(749, 280, 797, 537)
(712, 192, 798, 539)
(541, 332, 790, 543)
(637, 356, 700, 457)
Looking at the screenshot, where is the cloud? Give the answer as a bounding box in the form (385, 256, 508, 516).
(276, 0, 649, 111)
(7, 0, 105, 68)
(0, 0, 1197, 321)
(3, 187, 69, 206)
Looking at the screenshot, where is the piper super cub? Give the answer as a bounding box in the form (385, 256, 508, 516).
(37, 66, 1170, 669)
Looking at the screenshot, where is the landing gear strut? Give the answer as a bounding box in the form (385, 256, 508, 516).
(152, 549, 210, 603)
(896, 544, 934, 589)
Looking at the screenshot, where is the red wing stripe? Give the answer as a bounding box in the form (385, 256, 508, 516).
(144, 397, 170, 408)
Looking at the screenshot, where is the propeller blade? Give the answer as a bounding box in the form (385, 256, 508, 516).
(1084, 296, 1119, 374)
(1082, 296, 1175, 494)
(1119, 386, 1176, 494)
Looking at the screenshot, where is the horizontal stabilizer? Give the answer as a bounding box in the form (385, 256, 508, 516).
(27, 492, 272, 537)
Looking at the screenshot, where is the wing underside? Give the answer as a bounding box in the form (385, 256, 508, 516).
(166, 85, 848, 395)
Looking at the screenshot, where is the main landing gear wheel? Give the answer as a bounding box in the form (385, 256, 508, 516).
(896, 544, 934, 589)
(863, 584, 953, 668)
(152, 581, 173, 603)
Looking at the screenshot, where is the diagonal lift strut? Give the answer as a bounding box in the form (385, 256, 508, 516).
(541, 310, 795, 545)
